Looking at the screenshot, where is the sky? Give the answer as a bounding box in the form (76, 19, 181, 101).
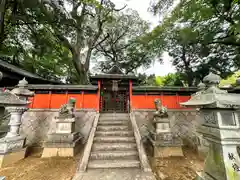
(112, 0, 176, 76)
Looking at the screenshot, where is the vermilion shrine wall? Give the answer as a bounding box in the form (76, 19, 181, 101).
(131, 94, 191, 109)
(28, 92, 98, 109)
(28, 90, 192, 110)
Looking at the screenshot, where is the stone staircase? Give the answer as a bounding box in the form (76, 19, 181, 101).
(87, 113, 140, 169)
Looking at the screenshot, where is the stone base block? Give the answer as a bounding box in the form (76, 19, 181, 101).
(0, 148, 27, 168)
(42, 138, 81, 158)
(153, 146, 183, 158)
(41, 146, 79, 158)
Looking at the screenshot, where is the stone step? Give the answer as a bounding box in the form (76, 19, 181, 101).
(88, 159, 140, 169)
(99, 117, 129, 121)
(97, 125, 129, 131)
(90, 150, 138, 160)
(94, 136, 135, 143)
(95, 131, 134, 137)
(100, 113, 129, 117)
(92, 143, 137, 151)
(99, 118, 129, 122)
(98, 120, 129, 126)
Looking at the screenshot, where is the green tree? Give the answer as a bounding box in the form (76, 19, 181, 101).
(147, 0, 240, 86)
(93, 9, 154, 74)
(220, 71, 240, 87)
(0, 0, 129, 84)
(139, 73, 184, 86)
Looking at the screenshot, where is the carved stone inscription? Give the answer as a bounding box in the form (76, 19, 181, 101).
(56, 123, 72, 133)
(203, 112, 217, 125)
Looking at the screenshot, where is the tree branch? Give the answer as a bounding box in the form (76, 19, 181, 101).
(94, 33, 110, 48)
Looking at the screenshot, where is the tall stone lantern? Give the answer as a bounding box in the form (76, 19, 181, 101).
(0, 90, 30, 167)
(181, 72, 240, 180)
(11, 78, 34, 101)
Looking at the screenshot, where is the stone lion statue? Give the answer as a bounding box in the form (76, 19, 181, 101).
(154, 99, 168, 118)
(58, 98, 76, 118)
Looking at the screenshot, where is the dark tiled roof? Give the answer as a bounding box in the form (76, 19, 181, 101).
(91, 74, 138, 80)
(26, 84, 98, 90)
(0, 59, 61, 84)
(0, 59, 45, 80)
(132, 86, 198, 92)
(3, 84, 98, 90)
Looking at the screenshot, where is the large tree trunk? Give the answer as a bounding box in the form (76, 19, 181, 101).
(72, 51, 90, 85)
(0, 0, 7, 45)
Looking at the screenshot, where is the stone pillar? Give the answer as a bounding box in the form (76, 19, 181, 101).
(181, 72, 240, 180)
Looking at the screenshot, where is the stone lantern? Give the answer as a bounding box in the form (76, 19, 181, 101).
(181, 72, 240, 180)
(11, 78, 34, 101)
(0, 90, 30, 167)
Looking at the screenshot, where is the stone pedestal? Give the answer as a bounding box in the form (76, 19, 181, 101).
(149, 117, 183, 158)
(42, 117, 82, 158)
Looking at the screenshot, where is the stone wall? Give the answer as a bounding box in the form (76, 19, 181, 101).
(133, 110, 199, 149)
(20, 109, 97, 147)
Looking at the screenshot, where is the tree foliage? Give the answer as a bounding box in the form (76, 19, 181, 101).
(0, 0, 154, 84)
(92, 9, 153, 74)
(138, 73, 184, 86)
(148, 0, 240, 86)
(220, 71, 240, 87)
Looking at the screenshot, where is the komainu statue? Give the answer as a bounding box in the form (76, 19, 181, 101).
(154, 99, 168, 118)
(58, 98, 76, 118)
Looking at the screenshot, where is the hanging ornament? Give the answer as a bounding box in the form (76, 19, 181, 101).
(112, 80, 120, 91)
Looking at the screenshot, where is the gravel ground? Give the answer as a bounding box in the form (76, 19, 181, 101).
(0, 150, 81, 180)
(151, 147, 204, 180)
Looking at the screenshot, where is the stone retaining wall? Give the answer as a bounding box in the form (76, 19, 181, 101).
(133, 110, 199, 149)
(20, 109, 97, 147)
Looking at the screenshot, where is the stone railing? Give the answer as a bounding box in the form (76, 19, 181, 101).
(130, 112, 152, 172)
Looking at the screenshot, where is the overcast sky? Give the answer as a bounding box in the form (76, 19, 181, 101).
(112, 0, 176, 76)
